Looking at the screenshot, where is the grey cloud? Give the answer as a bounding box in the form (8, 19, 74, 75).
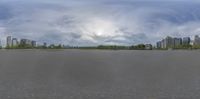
(0, 0, 200, 46)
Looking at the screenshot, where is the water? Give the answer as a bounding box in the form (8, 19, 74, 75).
(0, 50, 200, 99)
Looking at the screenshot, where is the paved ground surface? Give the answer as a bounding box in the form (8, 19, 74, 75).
(0, 50, 200, 99)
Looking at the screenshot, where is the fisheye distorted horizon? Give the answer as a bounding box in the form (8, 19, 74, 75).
(0, 0, 200, 46)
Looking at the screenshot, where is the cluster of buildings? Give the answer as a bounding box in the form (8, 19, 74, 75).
(4, 35, 200, 49)
(156, 35, 200, 49)
(7, 36, 41, 48)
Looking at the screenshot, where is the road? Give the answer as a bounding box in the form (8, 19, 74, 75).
(0, 50, 199, 99)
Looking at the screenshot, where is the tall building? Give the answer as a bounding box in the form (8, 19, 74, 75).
(174, 38, 182, 48)
(194, 35, 200, 46)
(20, 39, 26, 46)
(31, 41, 37, 47)
(161, 39, 166, 49)
(156, 41, 162, 48)
(158, 36, 182, 49)
(7, 36, 12, 48)
(20, 39, 32, 46)
(12, 38, 18, 47)
(182, 37, 191, 46)
(165, 36, 174, 48)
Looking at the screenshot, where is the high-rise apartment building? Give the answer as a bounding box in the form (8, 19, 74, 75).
(182, 37, 191, 45)
(31, 41, 37, 47)
(20, 39, 32, 46)
(156, 41, 162, 49)
(174, 38, 182, 48)
(194, 35, 200, 46)
(12, 38, 18, 47)
(7, 36, 12, 48)
(165, 36, 174, 48)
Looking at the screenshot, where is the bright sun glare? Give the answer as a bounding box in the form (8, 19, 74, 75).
(85, 18, 120, 37)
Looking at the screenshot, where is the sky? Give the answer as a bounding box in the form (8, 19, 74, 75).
(0, 0, 200, 46)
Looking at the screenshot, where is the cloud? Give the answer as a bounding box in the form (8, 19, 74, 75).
(0, 0, 200, 46)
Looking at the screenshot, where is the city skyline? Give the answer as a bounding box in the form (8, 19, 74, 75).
(0, 0, 200, 46)
(1, 34, 200, 47)
(3, 34, 200, 49)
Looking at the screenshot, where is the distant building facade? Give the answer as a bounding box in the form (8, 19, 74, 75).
(182, 37, 191, 46)
(174, 38, 182, 48)
(20, 39, 36, 48)
(161, 39, 166, 49)
(12, 38, 18, 47)
(165, 36, 174, 48)
(157, 36, 187, 49)
(156, 41, 162, 49)
(194, 35, 200, 46)
(20, 39, 32, 45)
(31, 41, 37, 47)
(7, 36, 12, 48)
